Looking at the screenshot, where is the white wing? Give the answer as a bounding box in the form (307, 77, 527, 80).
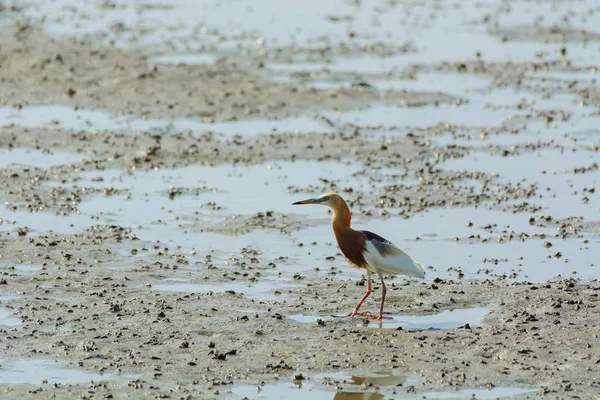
(364, 240, 425, 278)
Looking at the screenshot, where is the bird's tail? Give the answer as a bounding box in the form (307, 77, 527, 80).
(414, 262, 426, 279)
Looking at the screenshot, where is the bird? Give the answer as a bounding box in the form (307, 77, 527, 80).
(292, 192, 425, 320)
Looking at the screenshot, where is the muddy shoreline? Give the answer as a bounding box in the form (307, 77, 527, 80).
(2, 1, 600, 399)
(1, 228, 599, 399)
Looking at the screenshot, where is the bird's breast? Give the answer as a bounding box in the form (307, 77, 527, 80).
(333, 227, 367, 268)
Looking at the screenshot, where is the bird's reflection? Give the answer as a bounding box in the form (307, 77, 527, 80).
(350, 372, 407, 386)
(333, 392, 384, 400)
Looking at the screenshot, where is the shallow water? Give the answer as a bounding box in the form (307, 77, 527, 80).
(148, 53, 216, 65)
(0, 209, 88, 236)
(324, 88, 592, 132)
(72, 160, 360, 207)
(291, 208, 598, 282)
(7, 264, 43, 272)
(20, 0, 599, 71)
(0, 105, 331, 137)
(364, 307, 489, 330)
(0, 304, 21, 327)
(420, 387, 538, 399)
(443, 147, 598, 178)
(526, 70, 599, 82)
(371, 73, 491, 95)
(152, 279, 299, 301)
(411, 239, 597, 281)
(324, 103, 507, 129)
(0, 313, 20, 327)
(289, 307, 488, 330)
(67, 160, 361, 238)
(2, 149, 595, 282)
(232, 371, 410, 400)
(353, 207, 553, 241)
(0, 358, 139, 384)
(6, 159, 355, 238)
(267, 68, 493, 95)
(231, 370, 537, 400)
(442, 148, 600, 218)
(288, 314, 333, 324)
(9, 155, 596, 282)
(0, 148, 87, 169)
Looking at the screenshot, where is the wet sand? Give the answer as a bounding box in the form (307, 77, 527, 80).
(1, 0, 600, 399)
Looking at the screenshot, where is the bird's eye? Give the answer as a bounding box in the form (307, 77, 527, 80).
(322, 196, 330, 201)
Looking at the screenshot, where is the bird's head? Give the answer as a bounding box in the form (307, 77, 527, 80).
(292, 192, 341, 208)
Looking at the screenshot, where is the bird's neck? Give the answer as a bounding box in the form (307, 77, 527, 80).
(331, 199, 352, 234)
(331, 199, 367, 268)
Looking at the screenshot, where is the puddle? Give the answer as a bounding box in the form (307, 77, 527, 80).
(232, 370, 536, 399)
(24, 159, 411, 258)
(265, 66, 357, 90)
(0, 148, 87, 168)
(5, 159, 357, 238)
(0, 306, 21, 327)
(526, 70, 598, 82)
(203, 116, 332, 136)
(1, 264, 42, 272)
(289, 306, 487, 330)
(288, 314, 332, 324)
(148, 53, 216, 65)
(499, 0, 600, 50)
(423, 238, 596, 281)
(421, 387, 538, 399)
(268, 58, 410, 75)
(10, 150, 596, 282)
(233, 371, 411, 400)
(362, 308, 488, 330)
(343, 372, 408, 387)
(0, 358, 139, 384)
(371, 73, 491, 95)
(0, 106, 139, 132)
(151, 279, 299, 300)
(268, 67, 491, 94)
(434, 113, 600, 148)
(294, 207, 598, 282)
(443, 148, 598, 179)
(324, 104, 506, 129)
(297, 207, 555, 245)
(442, 148, 600, 218)
(37, 160, 362, 239)
(17, 0, 599, 70)
(0, 105, 332, 137)
(66, 160, 362, 229)
(289, 308, 488, 330)
(0, 209, 90, 236)
(324, 89, 591, 131)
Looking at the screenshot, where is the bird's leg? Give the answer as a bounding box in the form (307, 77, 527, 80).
(347, 271, 373, 317)
(377, 280, 387, 320)
(375, 271, 393, 320)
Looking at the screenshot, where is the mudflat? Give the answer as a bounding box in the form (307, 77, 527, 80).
(0, 1, 599, 399)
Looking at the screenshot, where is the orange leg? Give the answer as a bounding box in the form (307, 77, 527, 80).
(348, 271, 393, 320)
(348, 273, 373, 317)
(373, 271, 393, 320)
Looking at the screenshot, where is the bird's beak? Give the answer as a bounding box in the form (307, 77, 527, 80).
(292, 197, 322, 205)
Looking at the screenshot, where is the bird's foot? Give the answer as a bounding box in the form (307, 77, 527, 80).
(347, 310, 368, 318)
(347, 310, 392, 320)
(373, 315, 393, 320)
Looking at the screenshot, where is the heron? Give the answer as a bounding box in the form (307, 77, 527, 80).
(293, 192, 425, 320)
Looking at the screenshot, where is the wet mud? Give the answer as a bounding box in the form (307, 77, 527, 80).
(1, 0, 600, 399)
